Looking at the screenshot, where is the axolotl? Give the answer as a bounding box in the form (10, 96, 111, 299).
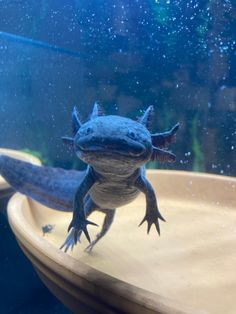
(0, 103, 179, 252)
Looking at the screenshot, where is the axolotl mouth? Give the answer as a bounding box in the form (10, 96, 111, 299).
(75, 136, 147, 157)
(70, 114, 153, 165)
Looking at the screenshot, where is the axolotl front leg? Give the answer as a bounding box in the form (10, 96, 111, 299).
(134, 175, 165, 235)
(62, 167, 98, 249)
(61, 195, 116, 252)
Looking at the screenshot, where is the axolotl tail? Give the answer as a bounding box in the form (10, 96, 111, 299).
(0, 154, 85, 212)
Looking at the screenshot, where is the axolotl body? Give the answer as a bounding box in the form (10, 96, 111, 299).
(0, 103, 179, 252)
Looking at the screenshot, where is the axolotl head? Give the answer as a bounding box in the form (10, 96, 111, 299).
(63, 103, 179, 175)
(76, 115, 153, 171)
(63, 103, 155, 175)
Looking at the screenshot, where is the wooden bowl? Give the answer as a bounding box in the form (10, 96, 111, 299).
(0, 148, 41, 200)
(7, 170, 236, 314)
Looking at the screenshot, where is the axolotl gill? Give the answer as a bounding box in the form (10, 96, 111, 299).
(0, 103, 179, 252)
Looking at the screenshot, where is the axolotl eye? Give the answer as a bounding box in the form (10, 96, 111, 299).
(127, 130, 137, 139)
(79, 126, 93, 136)
(86, 127, 93, 134)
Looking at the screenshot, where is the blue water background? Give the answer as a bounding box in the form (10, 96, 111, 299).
(0, 1, 235, 313)
(0, 0, 235, 175)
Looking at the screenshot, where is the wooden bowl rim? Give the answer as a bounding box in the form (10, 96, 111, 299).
(7, 170, 235, 314)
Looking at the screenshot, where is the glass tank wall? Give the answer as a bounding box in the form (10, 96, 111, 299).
(0, 1, 235, 173)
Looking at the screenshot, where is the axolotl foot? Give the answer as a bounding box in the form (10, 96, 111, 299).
(60, 228, 82, 252)
(68, 217, 98, 244)
(60, 218, 98, 252)
(85, 233, 103, 253)
(139, 208, 166, 235)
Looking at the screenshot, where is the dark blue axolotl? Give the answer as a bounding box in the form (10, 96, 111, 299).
(0, 103, 179, 252)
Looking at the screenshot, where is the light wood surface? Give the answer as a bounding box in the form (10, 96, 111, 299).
(7, 170, 236, 314)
